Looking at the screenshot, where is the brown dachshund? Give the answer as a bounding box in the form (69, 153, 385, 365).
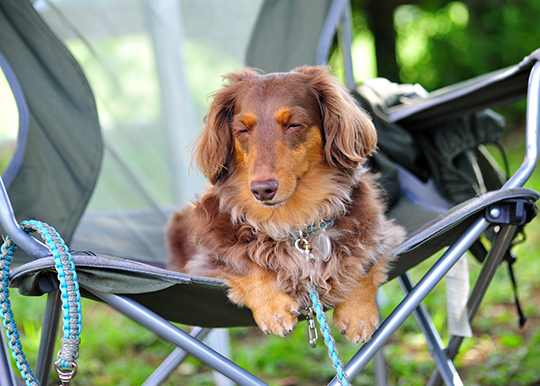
(167, 66, 405, 343)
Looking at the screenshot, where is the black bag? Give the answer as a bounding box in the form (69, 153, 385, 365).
(354, 78, 507, 207)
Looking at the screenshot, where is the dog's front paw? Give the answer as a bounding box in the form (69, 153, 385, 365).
(251, 294, 300, 337)
(333, 300, 379, 344)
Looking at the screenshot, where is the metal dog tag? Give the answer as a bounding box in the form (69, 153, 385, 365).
(316, 232, 332, 262)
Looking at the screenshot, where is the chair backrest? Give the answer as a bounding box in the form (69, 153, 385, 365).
(0, 0, 348, 263)
(245, 0, 334, 72)
(0, 0, 103, 262)
(3, 0, 535, 270)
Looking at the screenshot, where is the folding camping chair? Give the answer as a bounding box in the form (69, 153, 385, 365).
(0, 0, 539, 385)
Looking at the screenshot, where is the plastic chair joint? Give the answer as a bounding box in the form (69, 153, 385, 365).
(485, 198, 538, 226)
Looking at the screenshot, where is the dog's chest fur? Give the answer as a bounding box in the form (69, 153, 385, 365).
(174, 176, 400, 309)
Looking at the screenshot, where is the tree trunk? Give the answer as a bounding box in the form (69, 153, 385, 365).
(364, 0, 400, 82)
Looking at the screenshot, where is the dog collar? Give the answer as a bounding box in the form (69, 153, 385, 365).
(293, 220, 333, 262)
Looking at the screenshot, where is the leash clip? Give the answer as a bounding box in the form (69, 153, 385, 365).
(56, 362, 78, 386)
(306, 307, 318, 348)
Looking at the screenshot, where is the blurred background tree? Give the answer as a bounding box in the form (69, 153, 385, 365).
(349, 0, 540, 128)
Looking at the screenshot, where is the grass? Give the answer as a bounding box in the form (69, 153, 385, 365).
(3, 133, 540, 385)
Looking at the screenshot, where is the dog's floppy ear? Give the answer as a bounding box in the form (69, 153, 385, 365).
(194, 69, 259, 184)
(294, 66, 377, 171)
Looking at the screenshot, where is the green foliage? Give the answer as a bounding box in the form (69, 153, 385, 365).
(395, 2, 471, 88)
(0, 69, 18, 173)
(394, 1, 540, 91)
(347, 1, 540, 130)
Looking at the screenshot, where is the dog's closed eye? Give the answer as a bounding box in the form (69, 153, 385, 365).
(194, 66, 377, 186)
(285, 122, 303, 132)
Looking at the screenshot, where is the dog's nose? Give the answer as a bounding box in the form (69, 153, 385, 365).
(250, 179, 279, 201)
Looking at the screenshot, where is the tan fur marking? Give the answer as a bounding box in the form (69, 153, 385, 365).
(240, 112, 258, 129)
(226, 268, 300, 336)
(333, 265, 386, 343)
(333, 268, 380, 344)
(274, 108, 293, 125)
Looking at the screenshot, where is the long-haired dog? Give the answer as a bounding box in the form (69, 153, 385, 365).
(167, 66, 405, 343)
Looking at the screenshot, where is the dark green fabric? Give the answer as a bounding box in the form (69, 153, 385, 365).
(474, 145, 507, 192)
(0, 0, 103, 264)
(416, 110, 505, 204)
(11, 253, 257, 328)
(354, 83, 420, 175)
(245, 0, 333, 72)
(353, 83, 421, 208)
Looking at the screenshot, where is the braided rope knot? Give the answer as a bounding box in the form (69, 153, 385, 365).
(307, 284, 349, 386)
(0, 220, 82, 385)
(57, 337, 81, 366)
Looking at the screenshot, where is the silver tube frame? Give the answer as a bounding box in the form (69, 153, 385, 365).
(0, 327, 17, 386)
(399, 273, 463, 386)
(316, 0, 356, 89)
(34, 291, 62, 386)
(504, 61, 540, 189)
(0, 177, 48, 258)
(328, 60, 540, 386)
(328, 216, 490, 385)
(427, 224, 518, 386)
(87, 289, 269, 386)
(141, 327, 211, 386)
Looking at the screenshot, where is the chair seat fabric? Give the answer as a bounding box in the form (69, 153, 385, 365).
(9, 188, 537, 328)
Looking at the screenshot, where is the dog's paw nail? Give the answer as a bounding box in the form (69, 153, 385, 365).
(340, 329, 346, 335)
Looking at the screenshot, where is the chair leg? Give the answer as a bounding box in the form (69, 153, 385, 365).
(427, 224, 518, 386)
(373, 347, 387, 386)
(208, 329, 235, 386)
(399, 273, 463, 386)
(142, 327, 211, 386)
(34, 291, 62, 386)
(373, 294, 388, 386)
(88, 289, 269, 386)
(327, 216, 490, 386)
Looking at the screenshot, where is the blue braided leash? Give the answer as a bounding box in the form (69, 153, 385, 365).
(307, 284, 349, 386)
(0, 220, 82, 385)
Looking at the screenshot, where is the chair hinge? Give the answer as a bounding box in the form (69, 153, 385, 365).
(485, 198, 538, 226)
